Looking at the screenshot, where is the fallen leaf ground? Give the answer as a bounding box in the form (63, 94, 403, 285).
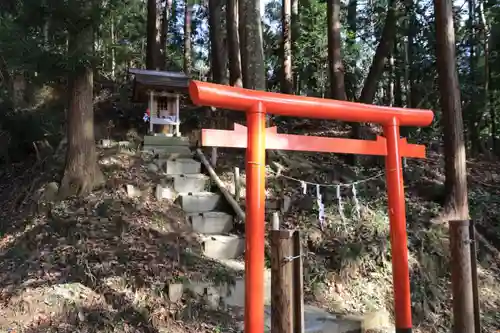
(1, 112, 500, 332)
(0, 146, 242, 333)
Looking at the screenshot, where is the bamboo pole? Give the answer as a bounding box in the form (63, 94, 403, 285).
(195, 148, 245, 221)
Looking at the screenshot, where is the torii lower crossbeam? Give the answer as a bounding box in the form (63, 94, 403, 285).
(189, 80, 434, 333)
(201, 123, 426, 158)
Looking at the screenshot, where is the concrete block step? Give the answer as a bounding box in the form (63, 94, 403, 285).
(201, 234, 245, 260)
(171, 174, 209, 193)
(155, 184, 176, 201)
(143, 145, 192, 158)
(167, 269, 271, 309)
(187, 212, 234, 234)
(153, 158, 201, 174)
(143, 135, 190, 147)
(178, 192, 222, 213)
(168, 158, 201, 175)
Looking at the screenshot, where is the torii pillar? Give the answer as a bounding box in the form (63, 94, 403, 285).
(189, 80, 434, 333)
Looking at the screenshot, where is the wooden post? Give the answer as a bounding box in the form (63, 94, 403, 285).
(469, 220, 481, 333)
(271, 216, 294, 333)
(149, 90, 154, 134)
(292, 230, 304, 333)
(449, 220, 475, 333)
(234, 167, 241, 200)
(211, 147, 217, 167)
(175, 94, 180, 136)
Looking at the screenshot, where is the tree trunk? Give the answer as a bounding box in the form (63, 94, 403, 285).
(226, 0, 243, 87)
(12, 72, 26, 109)
(160, 0, 173, 70)
(386, 51, 394, 106)
(394, 42, 403, 107)
(346, 0, 357, 101)
(327, 0, 346, 100)
(60, 20, 104, 198)
(184, 0, 192, 74)
(209, 0, 226, 83)
(478, 0, 495, 153)
(358, 0, 397, 104)
(291, 0, 299, 93)
(111, 16, 116, 80)
(467, 0, 480, 153)
(241, 0, 266, 91)
(227, 0, 243, 86)
(434, 0, 469, 220)
(146, 0, 161, 69)
(350, 0, 396, 166)
(239, 0, 249, 88)
(281, 0, 293, 94)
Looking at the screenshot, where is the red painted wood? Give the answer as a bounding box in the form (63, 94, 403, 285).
(201, 124, 426, 158)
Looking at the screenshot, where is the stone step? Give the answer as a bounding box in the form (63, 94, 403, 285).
(143, 135, 190, 147)
(201, 234, 245, 260)
(187, 212, 234, 234)
(178, 192, 222, 213)
(143, 145, 192, 158)
(153, 158, 201, 175)
(155, 184, 176, 201)
(167, 268, 271, 309)
(171, 174, 209, 193)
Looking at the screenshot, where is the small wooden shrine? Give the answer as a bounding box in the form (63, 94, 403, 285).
(129, 69, 190, 137)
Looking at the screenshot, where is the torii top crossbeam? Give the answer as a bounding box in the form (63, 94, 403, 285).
(189, 81, 433, 126)
(188, 80, 434, 333)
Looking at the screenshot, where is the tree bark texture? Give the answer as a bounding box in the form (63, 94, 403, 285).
(60, 19, 104, 198)
(159, 0, 173, 70)
(209, 0, 227, 84)
(346, 0, 357, 101)
(281, 0, 293, 94)
(243, 0, 266, 91)
(434, 0, 469, 220)
(239, 0, 249, 88)
(184, 0, 192, 74)
(227, 0, 243, 86)
(291, 0, 299, 93)
(327, 0, 346, 100)
(351, 0, 398, 144)
(146, 0, 161, 69)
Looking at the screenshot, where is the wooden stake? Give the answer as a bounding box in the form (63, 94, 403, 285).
(449, 220, 475, 333)
(469, 220, 481, 333)
(292, 230, 304, 333)
(271, 227, 294, 333)
(234, 166, 241, 200)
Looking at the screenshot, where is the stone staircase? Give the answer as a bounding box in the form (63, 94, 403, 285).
(142, 135, 371, 333)
(143, 135, 255, 305)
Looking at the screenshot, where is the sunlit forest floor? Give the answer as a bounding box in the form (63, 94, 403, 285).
(1, 96, 500, 332)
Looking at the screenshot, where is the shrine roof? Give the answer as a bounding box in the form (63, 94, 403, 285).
(128, 69, 190, 102)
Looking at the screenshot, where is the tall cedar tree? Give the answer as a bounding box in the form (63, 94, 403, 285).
(434, 0, 469, 219)
(281, 0, 293, 93)
(184, 0, 192, 74)
(327, 0, 346, 100)
(59, 5, 104, 198)
(227, 0, 243, 86)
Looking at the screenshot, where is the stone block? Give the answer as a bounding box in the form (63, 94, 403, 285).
(163, 158, 201, 175)
(187, 212, 234, 234)
(201, 234, 245, 260)
(155, 184, 176, 201)
(179, 192, 221, 213)
(167, 283, 184, 302)
(172, 174, 208, 193)
(143, 135, 190, 147)
(143, 145, 192, 159)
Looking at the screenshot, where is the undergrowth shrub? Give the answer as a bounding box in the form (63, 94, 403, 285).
(0, 101, 65, 163)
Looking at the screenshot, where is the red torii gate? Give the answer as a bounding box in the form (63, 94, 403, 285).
(189, 80, 434, 333)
